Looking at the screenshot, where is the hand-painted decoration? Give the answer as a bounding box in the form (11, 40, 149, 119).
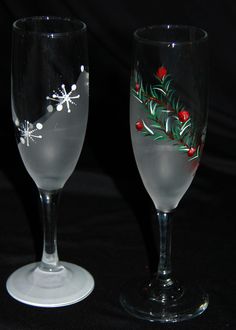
(133, 66, 201, 161)
(16, 120, 43, 147)
(46, 84, 80, 113)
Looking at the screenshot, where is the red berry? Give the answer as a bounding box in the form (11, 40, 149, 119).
(156, 66, 167, 79)
(178, 110, 190, 123)
(135, 120, 144, 131)
(188, 147, 196, 157)
(135, 83, 140, 92)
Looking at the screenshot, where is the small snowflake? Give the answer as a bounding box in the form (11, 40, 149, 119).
(46, 84, 80, 113)
(16, 120, 43, 147)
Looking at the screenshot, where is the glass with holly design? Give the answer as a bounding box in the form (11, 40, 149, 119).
(120, 25, 209, 322)
(6, 16, 94, 307)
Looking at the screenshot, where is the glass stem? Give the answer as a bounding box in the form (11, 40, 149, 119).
(157, 210, 173, 285)
(38, 189, 61, 272)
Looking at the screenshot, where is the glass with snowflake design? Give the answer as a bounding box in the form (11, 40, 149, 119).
(6, 16, 94, 307)
(120, 25, 209, 322)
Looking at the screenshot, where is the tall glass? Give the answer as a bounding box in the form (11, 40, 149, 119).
(120, 25, 209, 322)
(6, 16, 94, 307)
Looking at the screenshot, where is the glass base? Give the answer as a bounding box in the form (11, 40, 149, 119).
(6, 261, 94, 307)
(120, 278, 208, 322)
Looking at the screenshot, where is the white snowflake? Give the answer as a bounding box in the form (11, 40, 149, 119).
(16, 120, 43, 147)
(46, 84, 80, 113)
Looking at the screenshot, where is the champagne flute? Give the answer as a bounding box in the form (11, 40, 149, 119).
(6, 16, 94, 307)
(120, 24, 209, 322)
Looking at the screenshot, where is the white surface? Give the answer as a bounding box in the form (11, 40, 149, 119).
(6, 261, 94, 307)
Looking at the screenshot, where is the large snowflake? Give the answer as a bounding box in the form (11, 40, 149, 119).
(46, 84, 80, 113)
(16, 120, 43, 147)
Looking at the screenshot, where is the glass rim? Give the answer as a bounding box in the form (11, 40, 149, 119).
(134, 24, 208, 46)
(13, 16, 87, 37)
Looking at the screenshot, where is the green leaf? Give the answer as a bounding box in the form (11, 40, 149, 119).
(147, 114, 156, 121)
(154, 135, 165, 141)
(175, 98, 182, 112)
(155, 75, 162, 83)
(172, 127, 181, 140)
(179, 145, 189, 151)
(132, 92, 143, 104)
(165, 79, 172, 91)
(149, 101, 158, 115)
(151, 123, 163, 130)
(180, 121, 191, 139)
(142, 131, 152, 136)
(180, 118, 191, 130)
(188, 146, 200, 161)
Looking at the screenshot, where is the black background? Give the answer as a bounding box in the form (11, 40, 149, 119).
(0, 1, 236, 329)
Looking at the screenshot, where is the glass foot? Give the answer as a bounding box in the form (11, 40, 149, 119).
(6, 261, 94, 307)
(120, 278, 208, 322)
